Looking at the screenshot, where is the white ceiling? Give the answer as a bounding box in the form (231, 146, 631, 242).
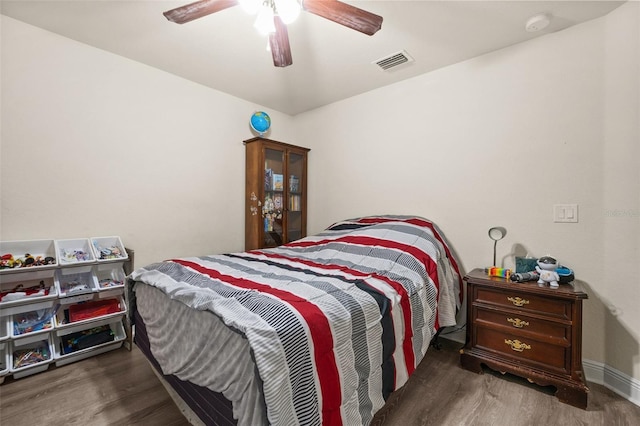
(1, 1, 625, 115)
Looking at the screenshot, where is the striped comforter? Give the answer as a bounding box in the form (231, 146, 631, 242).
(130, 215, 462, 426)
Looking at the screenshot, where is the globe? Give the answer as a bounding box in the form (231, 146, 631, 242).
(250, 111, 271, 135)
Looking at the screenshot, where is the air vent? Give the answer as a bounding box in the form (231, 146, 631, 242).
(373, 50, 414, 71)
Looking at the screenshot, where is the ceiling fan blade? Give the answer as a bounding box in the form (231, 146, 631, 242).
(269, 16, 293, 67)
(302, 0, 382, 36)
(164, 0, 238, 24)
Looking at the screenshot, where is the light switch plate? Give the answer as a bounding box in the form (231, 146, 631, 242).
(554, 204, 578, 223)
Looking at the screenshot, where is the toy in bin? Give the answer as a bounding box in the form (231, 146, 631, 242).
(0, 280, 50, 302)
(13, 308, 55, 335)
(61, 325, 115, 354)
(13, 341, 51, 369)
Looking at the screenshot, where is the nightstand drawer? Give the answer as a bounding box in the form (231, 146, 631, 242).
(475, 307, 570, 342)
(476, 287, 572, 320)
(475, 326, 569, 374)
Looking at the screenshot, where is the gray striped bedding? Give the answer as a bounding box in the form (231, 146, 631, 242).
(129, 215, 462, 426)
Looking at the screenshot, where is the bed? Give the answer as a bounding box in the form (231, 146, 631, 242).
(127, 215, 462, 426)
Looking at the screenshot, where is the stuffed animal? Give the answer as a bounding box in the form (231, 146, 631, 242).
(536, 255, 560, 288)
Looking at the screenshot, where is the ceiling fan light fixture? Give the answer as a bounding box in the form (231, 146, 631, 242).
(274, 0, 301, 25)
(254, 4, 276, 35)
(163, 0, 383, 68)
(239, 0, 261, 15)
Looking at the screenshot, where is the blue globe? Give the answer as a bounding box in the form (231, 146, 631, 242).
(250, 111, 271, 135)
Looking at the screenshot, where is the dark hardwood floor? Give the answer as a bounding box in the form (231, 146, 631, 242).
(1, 338, 639, 425)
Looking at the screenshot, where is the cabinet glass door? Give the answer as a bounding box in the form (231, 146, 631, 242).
(263, 147, 285, 247)
(287, 151, 304, 242)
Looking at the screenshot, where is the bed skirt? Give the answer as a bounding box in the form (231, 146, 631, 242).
(133, 308, 237, 426)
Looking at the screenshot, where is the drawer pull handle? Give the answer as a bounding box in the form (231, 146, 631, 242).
(507, 317, 529, 328)
(507, 296, 529, 307)
(505, 339, 531, 352)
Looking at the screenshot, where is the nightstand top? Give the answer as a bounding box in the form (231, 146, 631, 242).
(464, 268, 588, 300)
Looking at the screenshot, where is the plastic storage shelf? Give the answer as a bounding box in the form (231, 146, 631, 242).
(1, 235, 129, 381)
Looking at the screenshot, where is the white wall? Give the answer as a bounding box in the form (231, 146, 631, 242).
(296, 2, 639, 381)
(601, 1, 640, 383)
(1, 15, 295, 267)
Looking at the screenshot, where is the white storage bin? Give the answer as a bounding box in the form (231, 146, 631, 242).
(0, 270, 58, 315)
(55, 238, 95, 265)
(0, 344, 9, 384)
(54, 295, 126, 335)
(10, 333, 54, 379)
(54, 320, 125, 367)
(90, 236, 128, 263)
(11, 306, 55, 339)
(0, 239, 57, 272)
(54, 265, 98, 298)
(0, 316, 9, 343)
(94, 263, 126, 298)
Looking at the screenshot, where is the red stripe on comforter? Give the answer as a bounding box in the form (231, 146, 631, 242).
(253, 250, 412, 381)
(356, 216, 463, 303)
(171, 258, 343, 426)
(282, 234, 440, 374)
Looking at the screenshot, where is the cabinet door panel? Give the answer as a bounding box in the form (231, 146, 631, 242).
(286, 151, 304, 242)
(263, 147, 285, 248)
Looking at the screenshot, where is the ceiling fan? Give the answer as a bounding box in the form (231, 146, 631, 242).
(163, 0, 383, 67)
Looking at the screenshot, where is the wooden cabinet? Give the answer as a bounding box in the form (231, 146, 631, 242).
(244, 137, 310, 251)
(460, 268, 589, 408)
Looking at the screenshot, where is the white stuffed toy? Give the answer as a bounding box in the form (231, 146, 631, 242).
(536, 255, 560, 288)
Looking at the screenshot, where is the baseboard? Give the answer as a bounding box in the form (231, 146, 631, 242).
(583, 359, 640, 407)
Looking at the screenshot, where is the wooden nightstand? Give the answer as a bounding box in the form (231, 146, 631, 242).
(460, 268, 589, 408)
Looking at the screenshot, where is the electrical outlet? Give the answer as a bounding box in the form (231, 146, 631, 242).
(554, 204, 578, 223)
